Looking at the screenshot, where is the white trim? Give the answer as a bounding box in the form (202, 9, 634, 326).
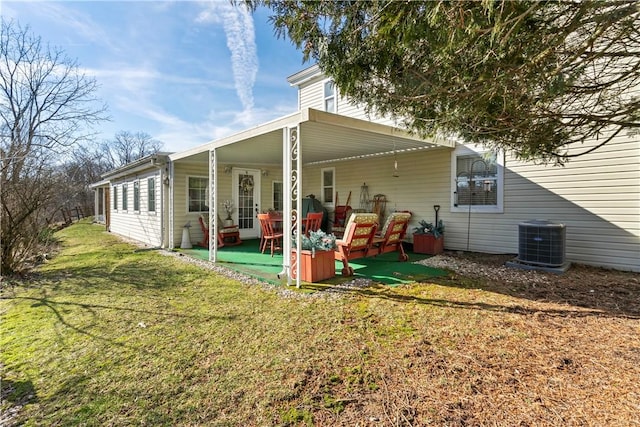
(450, 144, 504, 214)
(112, 185, 118, 212)
(209, 149, 217, 262)
(168, 161, 174, 249)
(122, 182, 128, 212)
(133, 180, 141, 213)
(286, 64, 321, 86)
(186, 175, 209, 213)
(147, 177, 156, 213)
(323, 78, 337, 113)
(272, 180, 283, 211)
(232, 168, 261, 238)
(321, 167, 336, 208)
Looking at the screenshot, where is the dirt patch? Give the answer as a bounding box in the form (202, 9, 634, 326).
(420, 251, 640, 318)
(303, 253, 640, 426)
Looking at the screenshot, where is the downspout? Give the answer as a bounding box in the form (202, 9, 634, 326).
(93, 188, 99, 223)
(152, 156, 169, 248)
(160, 163, 167, 248)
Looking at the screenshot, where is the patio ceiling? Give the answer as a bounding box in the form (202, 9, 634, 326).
(169, 108, 455, 166)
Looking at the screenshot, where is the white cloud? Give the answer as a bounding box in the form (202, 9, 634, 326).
(11, 2, 119, 51)
(196, 2, 258, 114)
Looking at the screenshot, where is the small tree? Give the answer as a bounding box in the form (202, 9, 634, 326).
(0, 19, 107, 276)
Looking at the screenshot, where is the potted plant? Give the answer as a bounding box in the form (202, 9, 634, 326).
(291, 230, 337, 282)
(221, 199, 234, 227)
(412, 219, 445, 255)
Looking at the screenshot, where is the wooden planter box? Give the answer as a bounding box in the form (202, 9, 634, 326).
(291, 249, 336, 282)
(413, 233, 444, 255)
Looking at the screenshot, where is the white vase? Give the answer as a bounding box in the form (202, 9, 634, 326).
(224, 219, 234, 227)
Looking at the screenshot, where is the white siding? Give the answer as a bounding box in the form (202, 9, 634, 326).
(298, 77, 397, 126)
(109, 169, 163, 247)
(259, 168, 284, 211)
(302, 147, 452, 233)
(301, 135, 640, 272)
(495, 136, 640, 272)
(171, 162, 284, 247)
(298, 77, 325, 111)
(172, 162, 212, 248)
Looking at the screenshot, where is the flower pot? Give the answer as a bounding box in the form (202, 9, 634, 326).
(224, 219, 234, 227)
(413, 233, 444, 255)
(291, 249, 336, 282)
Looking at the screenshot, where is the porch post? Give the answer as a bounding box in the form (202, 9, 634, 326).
(285, 125, 301, 288)
(94, 188, 99, 223)
(168, 161, 174, 249)
(282, 127, 291, 284)
(209, 148, 217, 262)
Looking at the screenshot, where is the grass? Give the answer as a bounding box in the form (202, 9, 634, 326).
(1, 220, 639, 426)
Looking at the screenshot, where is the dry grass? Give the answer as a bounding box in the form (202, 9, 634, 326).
(1, 221, 639, 426)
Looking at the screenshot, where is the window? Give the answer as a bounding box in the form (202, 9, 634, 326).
(451, 145, 503, 213)
(133, 181, 140, 211)
(188, 176, 208, 212)
(323, 80, 336, 113)
(122, 183, 128, 211)
(272, 181, 283, 211)
(113, 186, 118, 210)
(321, 167, 335, 206)
(148, 177, 156, 212)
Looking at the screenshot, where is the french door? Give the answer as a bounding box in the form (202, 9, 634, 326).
(232, 168, 261, 239)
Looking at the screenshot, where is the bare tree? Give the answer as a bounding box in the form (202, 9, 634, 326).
(101, 131, 163, 169)
(0, 19, 107, 276)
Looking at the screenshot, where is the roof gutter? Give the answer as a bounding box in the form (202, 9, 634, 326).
(100, 153, 171, 181)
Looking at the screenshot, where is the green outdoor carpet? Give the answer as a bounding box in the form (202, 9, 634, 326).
(179, 239, 447, 286)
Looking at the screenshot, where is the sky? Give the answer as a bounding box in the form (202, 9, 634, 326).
(0, 1, 308, 153)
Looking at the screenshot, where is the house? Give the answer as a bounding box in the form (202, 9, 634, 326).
(93, 65, 640, 279)
(92, 153, 171, 248)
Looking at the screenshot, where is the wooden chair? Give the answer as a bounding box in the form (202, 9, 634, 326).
(333, 213, 379, 276)
(371, 211, 412, 261)
(303, 212, 323, 236)
(258, 213, 283, 256)
(198, 215, 210, 247)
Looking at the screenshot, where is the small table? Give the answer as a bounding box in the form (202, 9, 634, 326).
(218, 226, 242, 248)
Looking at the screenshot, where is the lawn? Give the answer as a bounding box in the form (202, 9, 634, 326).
(1, 221, 639, 426)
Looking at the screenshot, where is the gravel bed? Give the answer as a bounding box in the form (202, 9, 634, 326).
(416, 252, 552, 286)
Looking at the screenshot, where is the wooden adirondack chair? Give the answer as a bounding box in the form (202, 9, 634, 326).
(333, 213, 379, 276)
(371, 211, 412, 261)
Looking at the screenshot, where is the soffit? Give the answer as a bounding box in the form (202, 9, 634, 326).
(172, 108, 454, 166)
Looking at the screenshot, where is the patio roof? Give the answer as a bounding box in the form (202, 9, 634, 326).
(169, 107, 455, 288)
(169, 107, 455, 165)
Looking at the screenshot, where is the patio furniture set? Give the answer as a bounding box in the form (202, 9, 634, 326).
(199, 210, 413, 282)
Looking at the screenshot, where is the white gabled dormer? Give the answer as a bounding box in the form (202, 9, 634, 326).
(287, 64, 397, 127)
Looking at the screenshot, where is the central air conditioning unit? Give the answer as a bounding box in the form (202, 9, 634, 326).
(516, 220, 566, 267)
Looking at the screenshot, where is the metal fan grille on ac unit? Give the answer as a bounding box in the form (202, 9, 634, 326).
(516, 220, 566, 267)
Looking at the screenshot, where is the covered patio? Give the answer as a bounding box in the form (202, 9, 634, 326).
(169, 107, 454, 287)
(178, 238, 447, 287)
